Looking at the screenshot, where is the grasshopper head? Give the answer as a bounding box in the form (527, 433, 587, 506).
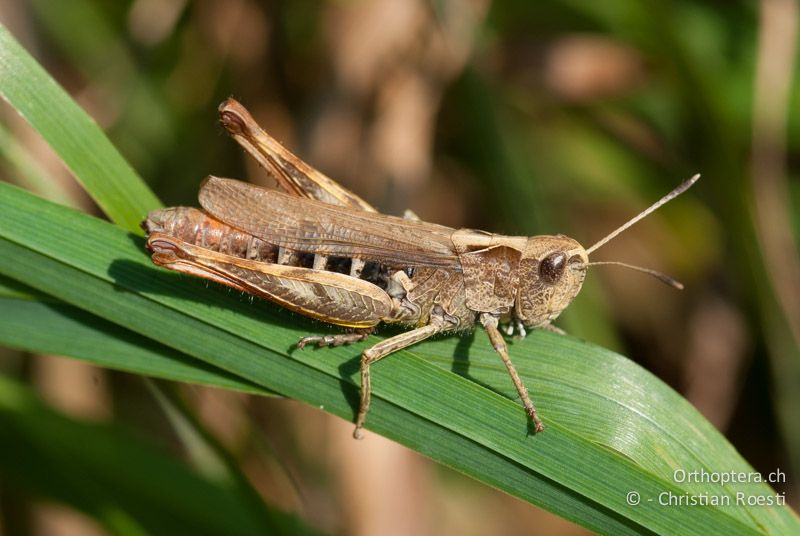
(515, 174, 700, 329)
(515, 235, 588, 328)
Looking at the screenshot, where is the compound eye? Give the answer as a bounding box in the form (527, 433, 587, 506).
(539, 252, 566, 284)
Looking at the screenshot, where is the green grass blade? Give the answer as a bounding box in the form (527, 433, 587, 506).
(0, 183, 797, 534)
(0, 121, 75, 206)
(0, 374, 319, 536)
(0, 23, 160, 231)
(0, 295, 268, 395)
(0, 274, 44, 300)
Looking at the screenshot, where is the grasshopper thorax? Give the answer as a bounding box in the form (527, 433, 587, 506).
(515, 235, 588, 328)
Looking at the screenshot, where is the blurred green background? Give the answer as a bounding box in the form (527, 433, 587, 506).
(1, 0, 798, 534)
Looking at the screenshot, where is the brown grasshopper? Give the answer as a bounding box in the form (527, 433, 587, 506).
(143, 98, 698, 438)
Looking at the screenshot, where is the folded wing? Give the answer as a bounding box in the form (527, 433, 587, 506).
(198, 176, 460, 268)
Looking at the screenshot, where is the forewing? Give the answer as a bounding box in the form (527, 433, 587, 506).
(218, 99, 376, 212)
(198, 176, 459, 268)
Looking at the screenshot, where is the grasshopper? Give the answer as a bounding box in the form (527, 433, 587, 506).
(143, 98, 698, 438)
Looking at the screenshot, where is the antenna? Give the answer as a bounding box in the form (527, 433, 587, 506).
(586, 261, 684, 289)
(586, 174, 700, 255)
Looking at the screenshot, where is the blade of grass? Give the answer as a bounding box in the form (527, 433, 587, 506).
(0, 295, 268, 395)
(1, 182, 797, 534)
(0, 274, 43, 300)
(0, 374, 319, 536)
(0, 23, 160, 230)
(0, 121, 76, 206)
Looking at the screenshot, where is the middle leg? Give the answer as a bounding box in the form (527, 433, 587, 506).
(480, 313, 544, 433)
(354, 315, 448, 439)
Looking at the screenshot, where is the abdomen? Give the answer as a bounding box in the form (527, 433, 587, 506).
(143, 207, 413, 294)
